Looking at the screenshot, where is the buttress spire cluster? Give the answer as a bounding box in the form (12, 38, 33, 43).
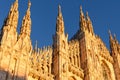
(0, 0, 19, 46)
(109, 30, 119, 54)
(4, 0, 19, 28)
(0, 0, 32, 47)
(80, 6, 94, 34)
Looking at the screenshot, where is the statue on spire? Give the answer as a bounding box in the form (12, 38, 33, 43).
(58, 5, 61, 15)
(28, 0, 31, 10)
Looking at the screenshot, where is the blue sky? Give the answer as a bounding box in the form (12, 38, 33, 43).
(0, 0, 120, 49)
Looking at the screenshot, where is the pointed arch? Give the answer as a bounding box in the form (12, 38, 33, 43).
(101, 60, 112, 80)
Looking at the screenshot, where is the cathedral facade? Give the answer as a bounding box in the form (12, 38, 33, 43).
(0, 0, 120, 80)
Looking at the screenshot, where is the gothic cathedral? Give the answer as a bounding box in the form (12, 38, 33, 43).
(0, 0, 120, 80)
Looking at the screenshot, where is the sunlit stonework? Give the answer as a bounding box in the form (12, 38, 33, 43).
(0, 0, 120, 80)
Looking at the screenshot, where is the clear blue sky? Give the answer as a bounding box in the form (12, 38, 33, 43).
(0, 0, 120, 49)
